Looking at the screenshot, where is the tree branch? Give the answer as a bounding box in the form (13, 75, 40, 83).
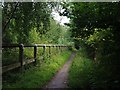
(3, 2, 19, 31)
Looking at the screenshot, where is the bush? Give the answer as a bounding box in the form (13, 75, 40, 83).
(3, 50, 71, 88)
(68, 48, 120, 89)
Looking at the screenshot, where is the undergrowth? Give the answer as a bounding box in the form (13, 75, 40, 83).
(68, 48, 94, 89)
(3, 50, 71, 88)
(68, 48, 120, 89)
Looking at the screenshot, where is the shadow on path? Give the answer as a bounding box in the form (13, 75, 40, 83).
(43, 52, 76, 89)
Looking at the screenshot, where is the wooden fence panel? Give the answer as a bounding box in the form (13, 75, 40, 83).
(2, 44, 71, 73)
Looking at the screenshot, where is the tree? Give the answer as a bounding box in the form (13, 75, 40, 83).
(2, 2, 52, 44)
(61, 2, 120, 88)
(61, 2, 120, 39)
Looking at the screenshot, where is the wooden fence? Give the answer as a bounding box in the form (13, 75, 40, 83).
(2, 44, 71, 73)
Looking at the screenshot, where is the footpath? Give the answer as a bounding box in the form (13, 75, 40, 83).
(43, 52, 76, 88)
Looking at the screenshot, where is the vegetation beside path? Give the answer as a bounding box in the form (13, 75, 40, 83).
(68, 48, 120, 89)
(68, 48, 93, 89)
(3, 50, 71, 88)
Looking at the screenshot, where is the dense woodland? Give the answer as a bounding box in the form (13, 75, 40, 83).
(2, 2, 72, 66)
(2, 2, 71, 44)
(2, 2, 120, 89)
(61, 2, 120, 89)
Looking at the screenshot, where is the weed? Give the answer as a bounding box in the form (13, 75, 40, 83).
(68, 48, 120, 89)
(3, 50, 71, 88)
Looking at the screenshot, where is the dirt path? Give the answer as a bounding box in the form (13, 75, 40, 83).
(43, 52, 76, 88)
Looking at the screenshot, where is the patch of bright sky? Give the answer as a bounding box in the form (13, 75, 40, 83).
(51, 9, 70, 25)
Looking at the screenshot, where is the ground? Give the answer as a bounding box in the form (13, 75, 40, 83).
(43, 52, 76, 88)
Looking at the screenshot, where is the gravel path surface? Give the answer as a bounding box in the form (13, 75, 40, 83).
(43, 52, 76, 88)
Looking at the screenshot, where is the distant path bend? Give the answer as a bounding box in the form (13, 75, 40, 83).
(44, 52, 76, 88)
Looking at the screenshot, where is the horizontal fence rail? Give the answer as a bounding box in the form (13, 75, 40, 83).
(2, 44, 71, 73)
(2, 44, 70, 48)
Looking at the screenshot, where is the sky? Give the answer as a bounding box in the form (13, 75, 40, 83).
(51, 10, 70, 25)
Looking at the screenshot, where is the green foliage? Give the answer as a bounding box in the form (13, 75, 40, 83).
(2, 2, 51, 44)
(2, 2, 73, 89)
(42, 18, 72, 44)
(61, 2, 120, 55)
(2, 2, 72, 67)
(2, 48, 19, 66)
(24, 48, 34, 59)
(2, 2, 72, 45)
(69, 48, 120, 89)
(28, 28, 40, 44)
(62, 2, 120, 39)
(61, 2, 120, 88)
(69, 48, 94, 88)
(86, 28, 113, 48)
(3, 50, 71, 88)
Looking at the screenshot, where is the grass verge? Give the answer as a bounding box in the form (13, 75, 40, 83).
(68, 48, 94, 89)
(3, 50, 71, 88)
(68, 48, 120, 89)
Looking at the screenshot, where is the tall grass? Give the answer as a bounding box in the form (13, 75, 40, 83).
(68, 48, 120, 89)
(68, 48, 94, 89)
(3, 50, 71, 88)
(2, 48, 19, 66)
(2, 46, 59, 66)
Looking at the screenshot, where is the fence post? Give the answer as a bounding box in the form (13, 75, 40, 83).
(34, 44, 37, 64)
(53, 45, 55, 54)
(61, 46, 63, 52)
(49, 45, 51, 58)
(43, 44, 46, 60)
(19, 44, 24, 70)
(52, 45, 54, 55)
